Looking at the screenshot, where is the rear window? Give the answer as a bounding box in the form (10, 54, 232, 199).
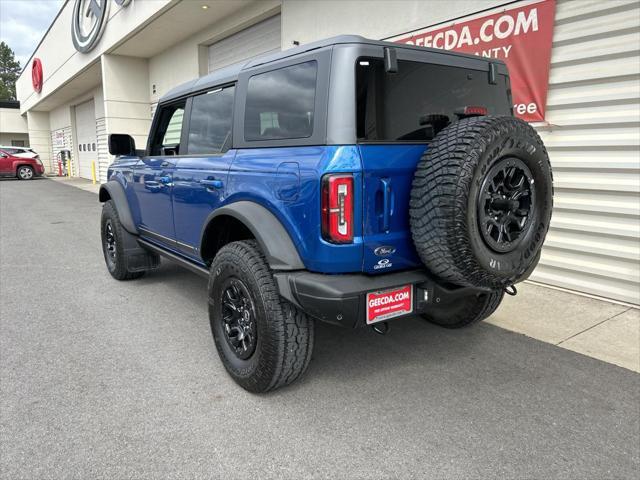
(356, 59, 511, 142)
(244, 61, 317, 141)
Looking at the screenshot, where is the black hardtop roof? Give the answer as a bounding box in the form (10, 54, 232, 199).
(161, 35, 503, 104)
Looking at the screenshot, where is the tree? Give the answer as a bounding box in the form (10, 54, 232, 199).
(0, 42, 21, 100)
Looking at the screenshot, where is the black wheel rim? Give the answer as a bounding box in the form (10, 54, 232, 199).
(478, 157, 535, 253)
(104, 220, 117, 262)
(220, 278, 257, 360)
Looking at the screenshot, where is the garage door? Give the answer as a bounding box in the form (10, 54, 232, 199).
(530, 0, 640, 305)
(74, 100, 97, 180)
(208, 15, 281, 73)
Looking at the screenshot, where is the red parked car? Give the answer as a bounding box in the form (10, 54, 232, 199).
(0, 148, 45, 180)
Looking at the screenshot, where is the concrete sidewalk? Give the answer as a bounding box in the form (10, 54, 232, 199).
(49, 176, 640, 373)
(47, 175, 100, 194)
(490, 283, 639, 372)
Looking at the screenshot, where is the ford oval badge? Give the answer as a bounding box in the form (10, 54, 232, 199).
(374, 246, 396, 256)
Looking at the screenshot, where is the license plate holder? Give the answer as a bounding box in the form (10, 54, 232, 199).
(366, 284, 413, 325)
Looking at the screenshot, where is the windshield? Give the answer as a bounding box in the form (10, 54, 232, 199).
(356, 58, 512, 142)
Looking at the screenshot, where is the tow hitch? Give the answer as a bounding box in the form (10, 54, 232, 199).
(504, 285, 518, 296)
(371, 322, 390, 335)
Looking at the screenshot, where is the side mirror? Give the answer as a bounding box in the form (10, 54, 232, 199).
(108, 134, 136, 156)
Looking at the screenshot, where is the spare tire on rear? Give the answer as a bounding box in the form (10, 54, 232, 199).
(409, 116, 553, 289)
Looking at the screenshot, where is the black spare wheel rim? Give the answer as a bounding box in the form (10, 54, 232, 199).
(104, 220, 117, 264)
(220, 278, 257, 360)
(478, 157, 535, 253)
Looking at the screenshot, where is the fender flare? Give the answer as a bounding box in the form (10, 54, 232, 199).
(98, 180, 138, 235)
(203, 201, 305, 270)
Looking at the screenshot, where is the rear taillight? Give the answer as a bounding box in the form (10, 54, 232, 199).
(321, 174, 354, 244)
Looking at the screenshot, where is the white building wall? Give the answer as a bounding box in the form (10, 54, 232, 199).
(148, 0, 280, 104)
(0, 107, 30, 147)
(281, 0, 503, 46)
(16, 0, 172, 115)
(26, 111, 53, 173)
(101, 54, 152, 182)
(0, 107, 29, 133)
(529, 0, 640, 304)
(0, 132, 29, 146)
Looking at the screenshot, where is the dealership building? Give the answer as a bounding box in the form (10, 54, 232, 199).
(14, 0, 640, 305)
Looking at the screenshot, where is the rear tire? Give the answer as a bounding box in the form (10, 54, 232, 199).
(16, 165, 34, 180)
(421, 290, 504, 329)
(209, 240, 314, 393)
(101, 200, 146, 281)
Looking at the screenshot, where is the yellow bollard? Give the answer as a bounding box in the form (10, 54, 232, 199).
(91, 161, 97, 185)
(67, 158, 72, 178)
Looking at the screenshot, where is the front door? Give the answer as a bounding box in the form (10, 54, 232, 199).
(0, 151, 12, 174)
(133, 101, 185, 248)
(133, 157, 177, 246)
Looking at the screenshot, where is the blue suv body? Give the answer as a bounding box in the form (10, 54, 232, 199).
(100, 36, 551, 392)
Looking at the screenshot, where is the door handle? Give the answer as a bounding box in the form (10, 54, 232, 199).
(158, 175, 173, 186)
(144, 181, 163, 192)
(381, 178, 391, 232)
(200, 179, 224, 189)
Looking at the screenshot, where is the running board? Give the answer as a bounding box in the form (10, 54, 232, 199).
(138, 239, 209, 278)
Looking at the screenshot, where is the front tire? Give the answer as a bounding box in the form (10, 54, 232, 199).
(101, 200, 145, 281)
(421, 290, 504, 329)
(209, 240, 314, 393)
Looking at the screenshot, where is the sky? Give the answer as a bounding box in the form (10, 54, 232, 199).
(0, 0, 64, 68)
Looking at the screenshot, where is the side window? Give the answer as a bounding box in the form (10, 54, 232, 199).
(150, 101, 186, 156)
(244, 61, 317, 141)
(187, 86, 235, 155)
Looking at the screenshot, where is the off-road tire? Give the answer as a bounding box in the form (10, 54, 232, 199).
(410, 116, 553, 289)
(209, 240, 314, 393)
(421, 290, 504, 329)
(101, 200, 145, 281)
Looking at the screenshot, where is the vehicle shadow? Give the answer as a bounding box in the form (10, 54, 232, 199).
(139, 261, 501, 388)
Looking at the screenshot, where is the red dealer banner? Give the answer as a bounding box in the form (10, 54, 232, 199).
(391, 0, 556, 122)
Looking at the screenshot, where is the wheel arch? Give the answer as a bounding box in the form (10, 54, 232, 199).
(98, 180, 138, 235)
(200, 201, 305, 270)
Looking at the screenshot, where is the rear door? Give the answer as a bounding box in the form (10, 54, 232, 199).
(356, 58, 512, 274)
(172, 85, 236, 258)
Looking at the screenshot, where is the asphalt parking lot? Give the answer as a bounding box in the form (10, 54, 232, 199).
(1, 178, 639, 479)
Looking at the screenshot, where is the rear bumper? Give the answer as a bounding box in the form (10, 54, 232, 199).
(274, 269, 489, 328)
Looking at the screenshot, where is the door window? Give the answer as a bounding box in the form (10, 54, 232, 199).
(187, 86, 235, 155)
(150, 101, 186, 156)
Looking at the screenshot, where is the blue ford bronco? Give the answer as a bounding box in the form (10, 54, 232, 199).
(100, 36, 553, 392)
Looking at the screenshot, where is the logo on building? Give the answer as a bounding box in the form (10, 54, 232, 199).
(71, 0, 132, 53)
(32, 58, 43, 93)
